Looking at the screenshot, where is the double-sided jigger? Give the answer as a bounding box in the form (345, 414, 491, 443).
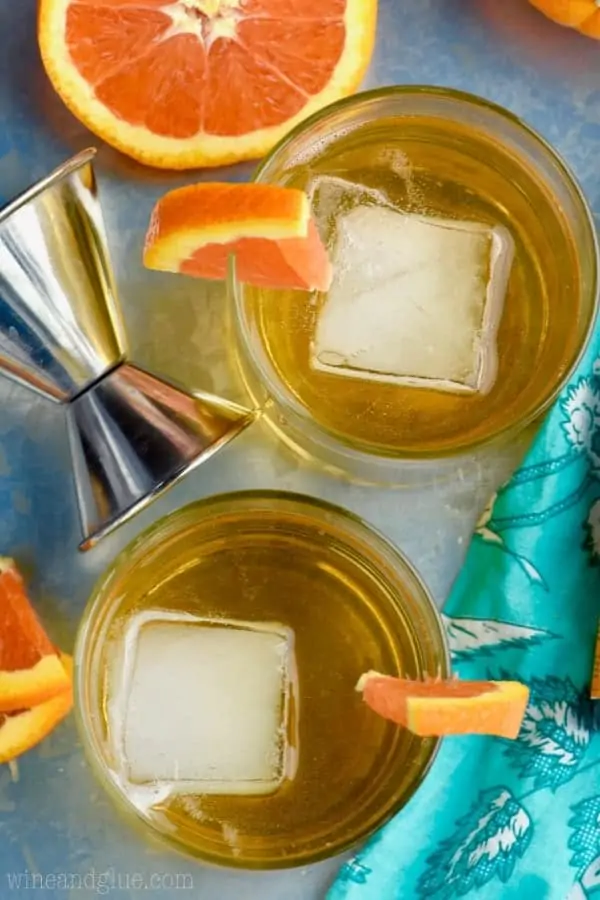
(0, 148, 256, 550)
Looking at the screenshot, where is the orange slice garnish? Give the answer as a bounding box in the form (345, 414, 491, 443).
(38, 0, 377, 169)
(0, 559, 71, 713)
(144, 182, 332, 291)
(357, 671, 530, 739)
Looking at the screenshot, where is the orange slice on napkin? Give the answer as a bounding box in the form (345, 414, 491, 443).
(144, 183, 332, 291)
(38, 0, 377, 169)
(357, 671, 529, 739)
(0, 558, 71, 713)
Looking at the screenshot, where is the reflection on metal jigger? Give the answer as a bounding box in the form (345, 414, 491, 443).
(0, 148, 256, 550)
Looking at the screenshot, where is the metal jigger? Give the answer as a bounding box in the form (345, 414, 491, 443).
(0, 148, 256, 550)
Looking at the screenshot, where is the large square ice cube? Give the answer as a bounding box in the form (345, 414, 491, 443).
(107, 612, 295, 796)
(311, 205, 514, 394)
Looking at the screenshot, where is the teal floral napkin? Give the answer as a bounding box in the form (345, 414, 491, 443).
(329, 330, 600, 900)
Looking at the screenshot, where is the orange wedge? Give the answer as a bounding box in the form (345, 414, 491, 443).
(38, 0, 377, 169)
(0, 655, 73, 764)
(357, 671, 530, 739)
(0, 558, 71, 713)
(528, 0, 600, 38)
(144, 182, 332, 290)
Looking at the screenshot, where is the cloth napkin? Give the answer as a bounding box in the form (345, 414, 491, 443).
(329, 327, 600, 900)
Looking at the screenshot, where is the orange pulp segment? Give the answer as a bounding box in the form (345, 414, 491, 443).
(0, 655, 73, 764)
(144, 182, 332, 291)
(38, 0, 378, 169)
(357, 671, 530, 739)
(0, 559, 71, 712)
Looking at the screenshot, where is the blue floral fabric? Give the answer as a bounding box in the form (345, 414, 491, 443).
(329, 331, 600, 900)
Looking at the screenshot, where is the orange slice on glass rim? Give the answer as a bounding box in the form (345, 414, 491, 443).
(0, 655, 73, 765)
(0, 559, 71, 713)
(144, 182, 332, 290)
(357, 671, 530, 740)
(38, 0, 378, 169)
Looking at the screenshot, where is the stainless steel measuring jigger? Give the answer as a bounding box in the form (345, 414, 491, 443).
(0, 148, 256, 550)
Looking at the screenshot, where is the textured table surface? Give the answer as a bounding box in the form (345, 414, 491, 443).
(0, 2, 599, 898)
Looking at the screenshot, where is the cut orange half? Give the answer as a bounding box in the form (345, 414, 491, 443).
(0, 559, 71, 713)
(0, 655, 73, 764)
(144, 182, 332, 290)
(357, 671, 530, 740)
(38, 0, 378, 169)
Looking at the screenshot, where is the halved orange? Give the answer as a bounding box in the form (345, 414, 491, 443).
(38, 0, 378, 169)
(144, 182, 332, 290)
(0, 655, 73, 764)
(357, 671, 530, 740)
(0, 559, 71, 713)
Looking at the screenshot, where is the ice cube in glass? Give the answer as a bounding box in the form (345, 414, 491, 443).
(107, 611, 295, 796)
(311, 202, 514, 395)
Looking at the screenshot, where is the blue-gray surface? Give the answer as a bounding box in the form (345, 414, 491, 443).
(0, 2, 598, 898)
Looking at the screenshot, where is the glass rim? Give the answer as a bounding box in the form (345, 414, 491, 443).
(232, 85, 600, 464)
(74, 488, 450, 869)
